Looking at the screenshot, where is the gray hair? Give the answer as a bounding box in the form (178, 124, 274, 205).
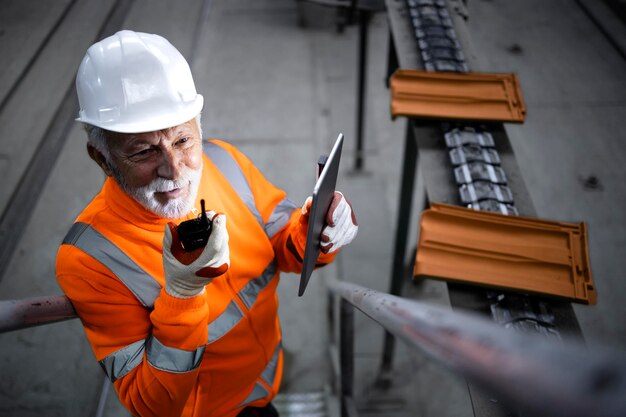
(84, 123, 111, 161)
(83, 114, 203, 162)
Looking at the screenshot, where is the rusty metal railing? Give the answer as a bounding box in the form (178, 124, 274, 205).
(327, 278, 626, 417)
(3, 282, 626, 417)
(0, 295, 77, 333)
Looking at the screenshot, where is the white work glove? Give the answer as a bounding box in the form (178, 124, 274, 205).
(321, 192, 358, 253)
(302, 191, 358, 254)
(162, 211, 230, 298)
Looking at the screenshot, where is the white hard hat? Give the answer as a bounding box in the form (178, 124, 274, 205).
(75, 30, 203, 133)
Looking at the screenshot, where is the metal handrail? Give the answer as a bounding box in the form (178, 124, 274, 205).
(3, 283, 625, 417)
(0, 295, 77, 333)
(327, 278, 626, 417)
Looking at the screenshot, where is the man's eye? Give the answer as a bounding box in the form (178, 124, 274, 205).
(130, 148, 154, 159)
(178, 136, 190, 145)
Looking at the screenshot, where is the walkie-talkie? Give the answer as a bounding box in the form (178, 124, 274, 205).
(177, 199, 212, 251)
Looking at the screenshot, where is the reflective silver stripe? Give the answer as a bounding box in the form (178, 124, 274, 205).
(260, 343, 281, 388)
(203, 141, 264, 227)
(265, 197, 297, 238)
(62, 222, 162, 308)
(240, 382, 270, 407)
(208, 300, 244, 343)
(239, 343, 282, 407)
(146, 336, 205, 373)
(99, 339, 145, 382)
(239, 262, 277, 310)
(207, 262, 277, 343)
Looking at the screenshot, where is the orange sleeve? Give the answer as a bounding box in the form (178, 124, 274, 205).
(269, 209, 336, 272)
(211, 140, 336, 272)
(56, 245, 208, 417)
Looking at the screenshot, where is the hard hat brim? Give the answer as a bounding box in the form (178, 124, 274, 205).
(76, 95, 204, 134)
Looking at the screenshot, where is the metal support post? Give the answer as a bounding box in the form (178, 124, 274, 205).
(377, 122, 418, 387)
(354, 9, 371, 172)
(386, 29, 399, 88)
(388, 123, 418, 296)
(340, 299, 356, 417)
(327, 290, 340, 393)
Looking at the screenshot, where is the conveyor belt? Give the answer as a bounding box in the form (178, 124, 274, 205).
(404, 0, 564, 339)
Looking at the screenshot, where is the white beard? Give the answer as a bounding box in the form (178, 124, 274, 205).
(112, 163, 203, 219)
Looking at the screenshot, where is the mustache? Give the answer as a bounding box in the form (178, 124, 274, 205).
(140, 169, 197, 194)
(109, 160, 203, 218)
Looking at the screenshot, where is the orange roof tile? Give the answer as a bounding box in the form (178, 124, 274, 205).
(415, 204, 596, 304)
(390, 69, 526, 123)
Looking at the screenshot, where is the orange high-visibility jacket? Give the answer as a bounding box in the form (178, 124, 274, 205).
(56, 140, 335, 417)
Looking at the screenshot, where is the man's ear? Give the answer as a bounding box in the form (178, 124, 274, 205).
(87, 144, 114, 177)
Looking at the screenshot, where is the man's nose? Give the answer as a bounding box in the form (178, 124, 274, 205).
(157, 149, 183, 179)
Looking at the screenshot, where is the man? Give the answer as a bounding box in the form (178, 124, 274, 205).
(56, 30, 357, 417)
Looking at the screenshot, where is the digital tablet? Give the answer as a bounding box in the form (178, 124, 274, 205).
(298, 133, 344, 296)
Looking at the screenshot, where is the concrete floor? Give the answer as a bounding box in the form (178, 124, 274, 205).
(0, 0, 624, 416)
